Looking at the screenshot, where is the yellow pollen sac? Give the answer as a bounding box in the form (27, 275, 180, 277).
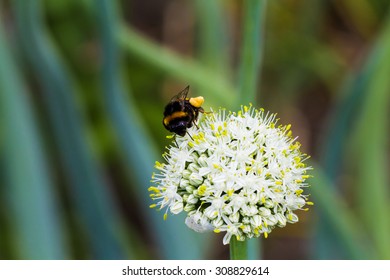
(244, 105, 249, 112)
(214, 229, 221, 233)
(189, 96, 204, 108)
(302, 175, 310, 179)
(306, 201, 314, 206)
(294, 157, 301, 163)
(227, 189, 234, 197)
(163, 213, 168, 220)
(198, 185, 207, 195)
(148, 186, 160, 193)
(149, 204, 157, 208)
(218, 125, 223, 132)
(295, 189, 303, 195)
(264, 232, 268, 238)
(188, 142, 194, 148)
(275, 180, 282, 185)
(261, 196, 266, 204)
(166, 135, 175, 139)
(285, 124, 291, 131)
(155, 161, 164, 169)
(270, 123, 275, 129)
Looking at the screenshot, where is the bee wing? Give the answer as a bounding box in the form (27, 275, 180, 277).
(170, 85, 190, 101)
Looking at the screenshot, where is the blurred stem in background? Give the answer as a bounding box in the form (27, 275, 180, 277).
(194, 0, 230, 97)
(13, 0, 127, 259)
(237, 0, 267, 106)
(317, 9, 390, 259)
(310, 167, 374, 259)
(353, 13, 390, 259)
(0, 13, 67, 260)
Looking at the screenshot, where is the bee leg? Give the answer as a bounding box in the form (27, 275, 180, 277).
(186, 132, 194, 140)
(169, 134, 179, 146)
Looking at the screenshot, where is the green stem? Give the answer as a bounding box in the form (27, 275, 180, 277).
(237, 0, 267, 105)
(230, 238, 248, 260)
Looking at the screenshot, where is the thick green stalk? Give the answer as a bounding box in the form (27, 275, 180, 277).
(194, 0, 228, 74)
(230, 238, 248, 260)
(237, 0, 267, 105)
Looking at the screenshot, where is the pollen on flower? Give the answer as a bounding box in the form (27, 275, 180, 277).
(149, 104, 313, 245)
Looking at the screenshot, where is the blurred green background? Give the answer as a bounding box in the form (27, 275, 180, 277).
(1, 0, 390, 259)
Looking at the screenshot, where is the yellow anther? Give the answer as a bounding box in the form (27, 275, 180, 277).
(148, 186, 160, 193)
(198, 185, 207, 195)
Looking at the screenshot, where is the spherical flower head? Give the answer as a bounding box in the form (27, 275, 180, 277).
(150, 105, 313, 245)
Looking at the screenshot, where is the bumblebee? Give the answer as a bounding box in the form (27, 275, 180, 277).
(163, 85, 204, 137)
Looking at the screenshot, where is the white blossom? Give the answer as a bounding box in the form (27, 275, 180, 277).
(150, 105, 312, 245)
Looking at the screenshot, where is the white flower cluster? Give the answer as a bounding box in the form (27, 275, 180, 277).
(150, 105, 312, 245)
